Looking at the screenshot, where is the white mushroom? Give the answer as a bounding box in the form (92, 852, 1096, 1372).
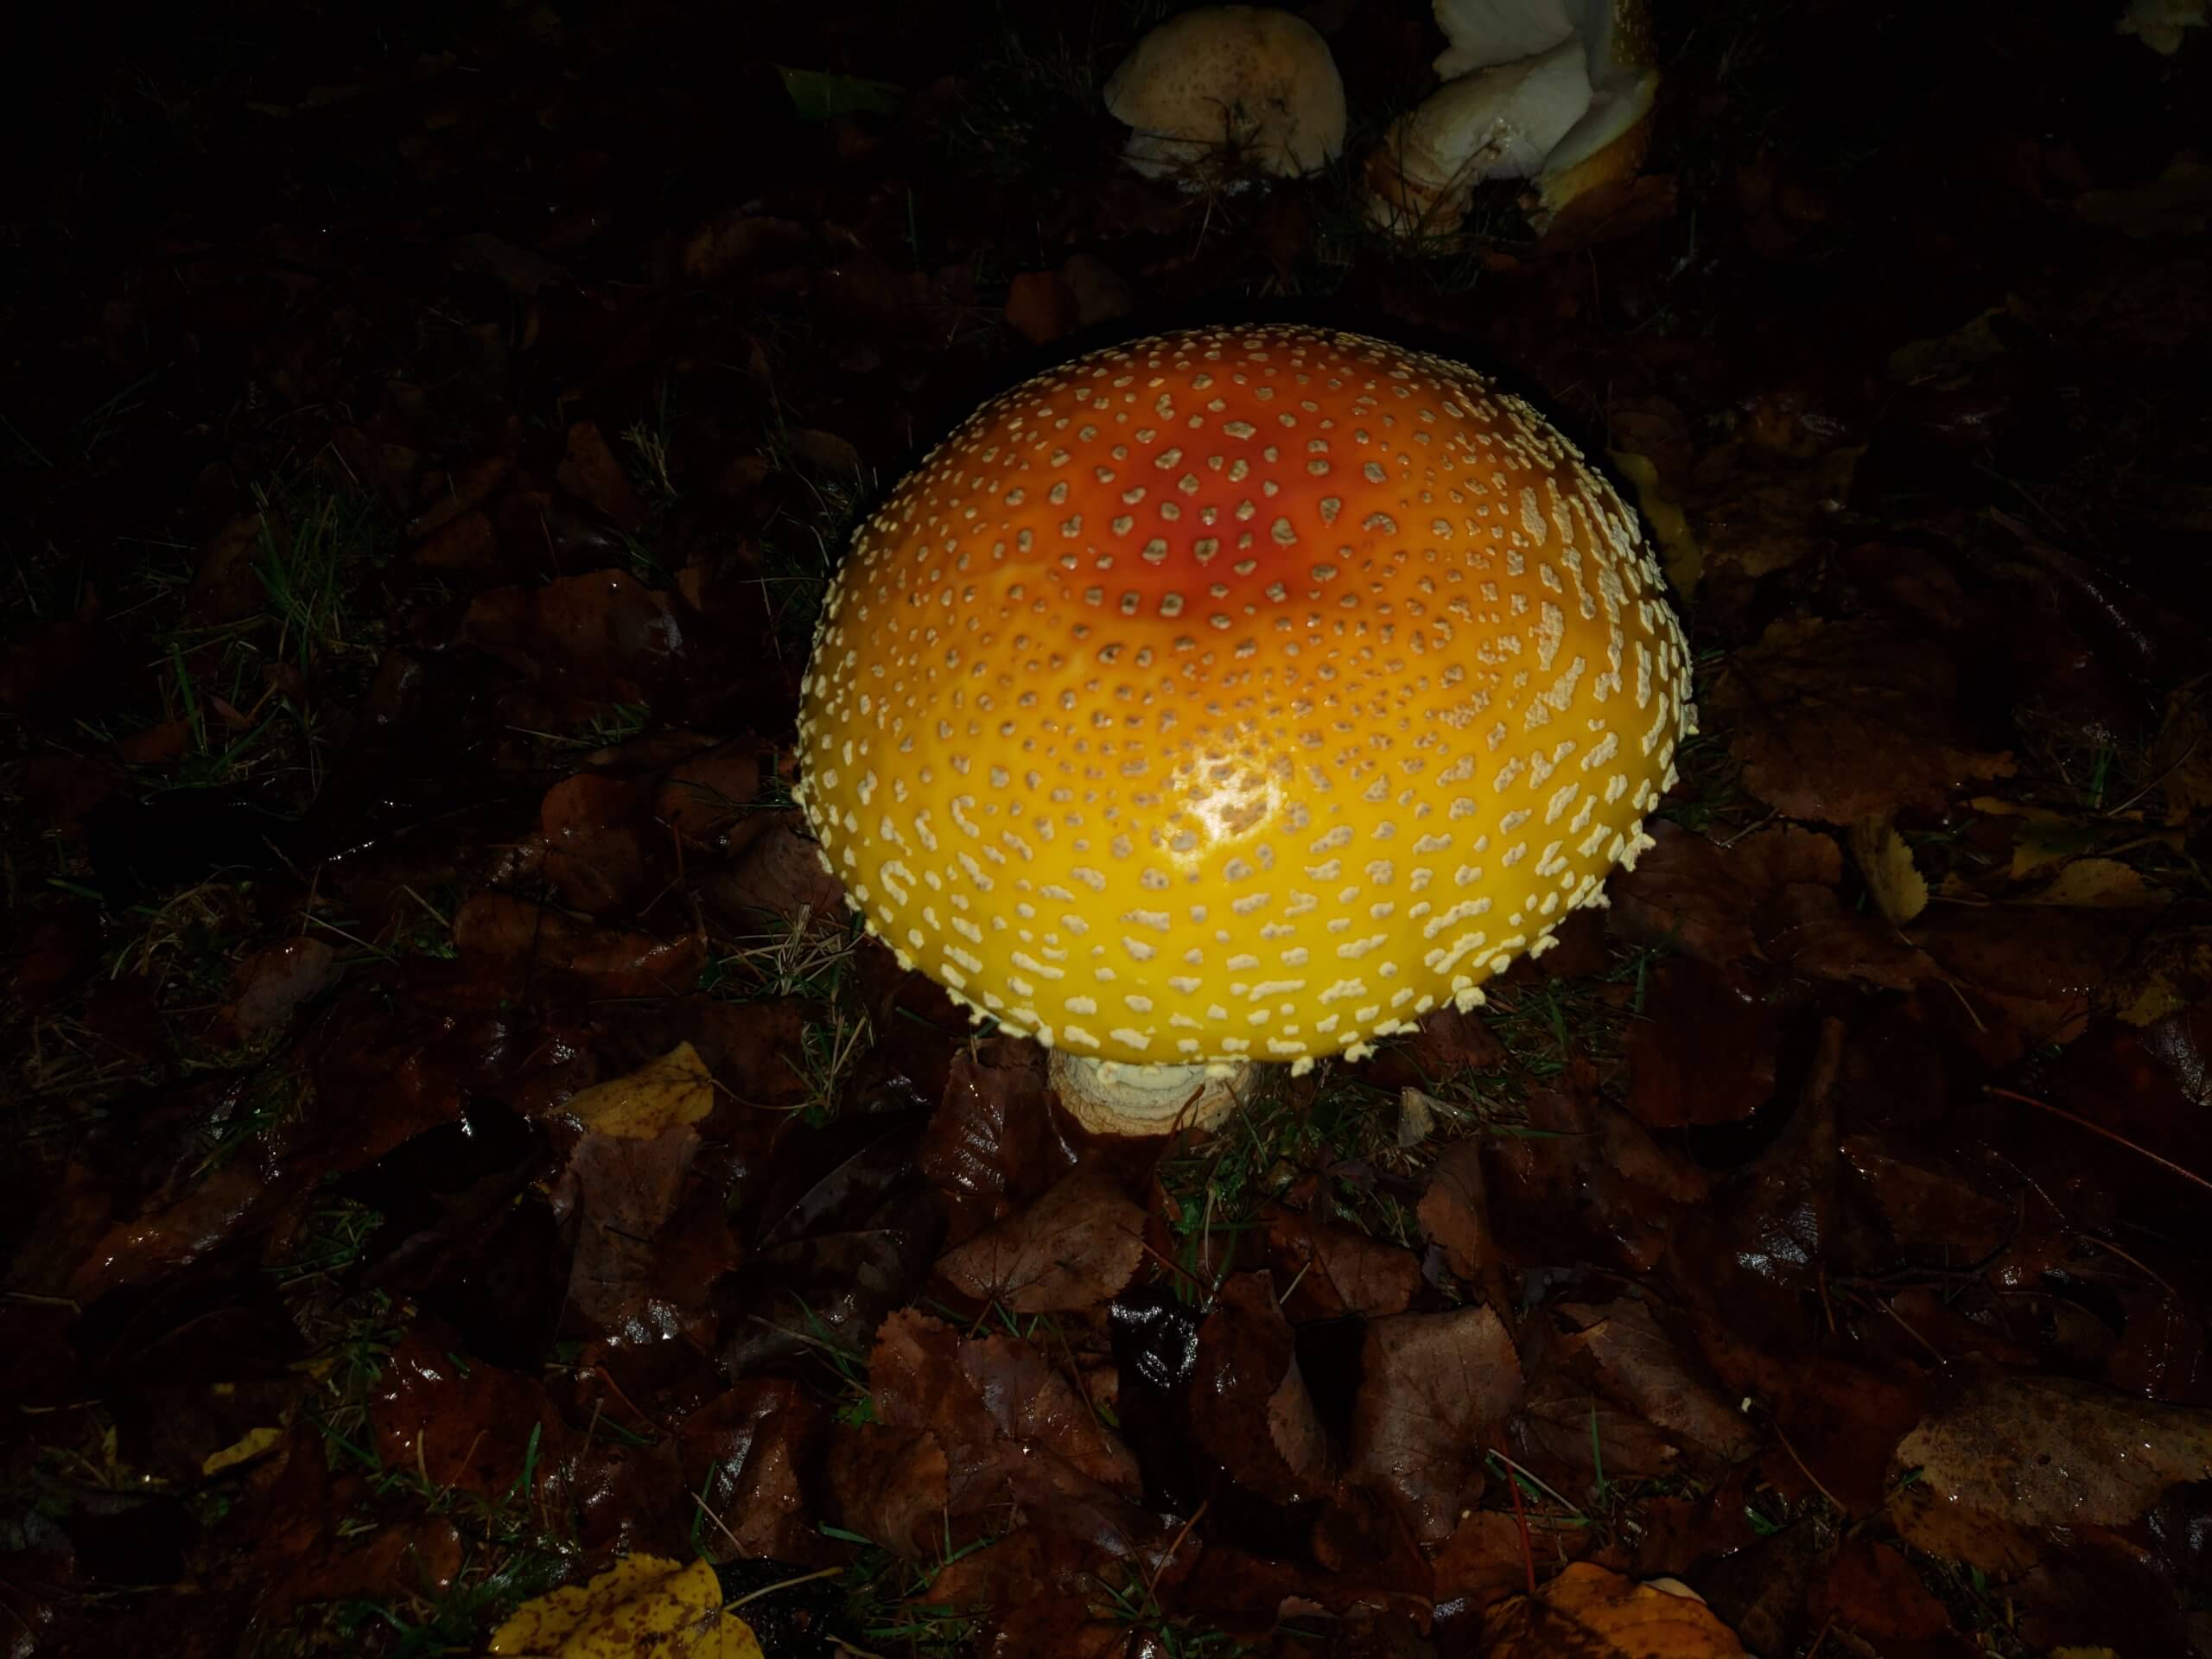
(2118, 0, 2206, 53)
(1103, 5, 1347, 188)
(1368, 0, 1660, 236)
(1433, 0, 1578, 75)
(1365, 36, 1592, 234)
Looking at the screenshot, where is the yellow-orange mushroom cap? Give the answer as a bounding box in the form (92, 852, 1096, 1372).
(795, 324, 1693, 1073)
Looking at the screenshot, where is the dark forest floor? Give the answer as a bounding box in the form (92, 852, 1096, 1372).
(4, 1, 2212, 1655)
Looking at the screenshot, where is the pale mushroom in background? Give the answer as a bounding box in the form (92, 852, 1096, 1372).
(1364, 36, 1592, 235)
(1103, 5, 1347, 188)
(795, 325, 1694, 1136)
(1368, 0, 1662, 236)
(2118, 0, 2206, 53)
(1433, 0, 1579, 75)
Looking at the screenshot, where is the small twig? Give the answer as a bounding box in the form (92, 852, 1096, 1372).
(1485, 1448, 1584, 1518)
(1754, 1404, 1844, 1517)
(727, 1564, 844, 1612)
(1498, 1445, 1537, 1597)
(692, 1491, 747, 1554)
(2075, 1232, 2177, 1299)
(1144, 1498, 1209, 1600)
(1984, 1085, 2212, 1196)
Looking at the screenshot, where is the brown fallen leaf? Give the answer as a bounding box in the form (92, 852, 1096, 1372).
(676, 1381, 832, 1566)
(934, 1162, 1147, 1313)
(556, 422, 647, 531)
(1687, 441, 1863, 580)
(1712, 617, 2015, 822)
(542, 772, 656, 916)
(224, 937, 341, 1039)
(702, 811, 847, 926)
(1264, 1205, 1421, 1320)
(865, 1312, 1160, 1567)
(1188, 1271, 1331, 1502)
(1471, 1076, 1711, 1274)
(1807, 1539, 1957, 1648)
(1623, 957, 1782, 1129)
(918, 1040, 1070, 1243)
(1004, 271, 1081, 346)
(1890, 1370, 2212, 1573)
(1610, 819, 1843, 981)
(1350, 1306, 1522, 1546)
(825, 1422, 951, 1560)
(1551, 1300, 1760, 1466)
(1480, 1562, 1749, 1658)
(1418, 1139, 1494, 1279)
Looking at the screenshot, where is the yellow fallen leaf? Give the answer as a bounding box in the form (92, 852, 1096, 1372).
(563, 1043, 716, 1139)
(1887, 307, 2010, 388)
(1611, 450, 1702, 596)
(2113, 931, 2212, 1027)
(489, 1554, 763, 1659)
(1480, 1562, 1749, 1658)
(201, 1424, 285, 1476)
(2153, 674, 2212, 825)
(1850, 813, 1928, 925)
(2031, 857, 2166, 908)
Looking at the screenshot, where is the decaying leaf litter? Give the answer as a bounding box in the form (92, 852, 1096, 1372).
(3, 0, 2210, 1654)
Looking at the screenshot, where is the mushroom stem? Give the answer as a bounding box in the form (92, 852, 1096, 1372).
(1048, 1053, 1255, 1137)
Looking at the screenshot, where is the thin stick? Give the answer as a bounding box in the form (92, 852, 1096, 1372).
(1145, 1498, 1209, 1600)
(727, 1565, 844, 1611)
(1984, 1085, 2212, 1197)
(693, 1491, 747, 1554)
(1486, 1448, 1583, 1518)
(1498, 1445, 1537, 1596)
(1758, 1406, 1844, 1517)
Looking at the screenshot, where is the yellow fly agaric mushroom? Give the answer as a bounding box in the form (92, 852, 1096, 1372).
(794, 326, 1693, 1135)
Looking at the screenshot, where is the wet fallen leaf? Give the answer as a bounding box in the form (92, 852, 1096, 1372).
(1714, 617, 2015, 821)
(1688, 442, 1863, 579)
(825, 1422, 950, 1560)
(1265, 1205, 1421, 1320)
(488, 1554, 762, 1658)
(562, 1042, 716, 1138)
(1004, 271, 1080, 346)
(556, 423, 646, 531)
(1808, 1538, 1956, 1647)
(1891, 1371, 2212, 1572)
(1188, 1270, 1330, 1502)
(935, 1162, 1146, 1313)
(1480, 1562, 1748, 1658)
(1350, 1306, 1522, 1546)
(1610, 819, 1843, 981)
(1550, 1299, 1760, 1466)
(860, 1311, 1170, 1574)
(223, 937, 341, 1039)
(1467, 1077, 1711, 1274)
(1624, 957, 1783, 1128)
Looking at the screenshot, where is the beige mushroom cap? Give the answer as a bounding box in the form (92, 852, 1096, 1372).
(794, 325, 1695, 1074)
(1366, 35, 1592, 235)
(1370, 0, 1661, 235)
(1103, 5, 1347, 184)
